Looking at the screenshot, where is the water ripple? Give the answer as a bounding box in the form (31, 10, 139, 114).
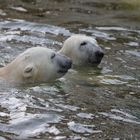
(67, 121, 97, 134)
(0, 19, 72, 36)
(99, 109, 140, 125)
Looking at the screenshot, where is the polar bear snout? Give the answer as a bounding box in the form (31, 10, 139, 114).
(60, 59, 72, 69)
(95, 50, 104, 62)
(56, 54, 72, 73)
(58, 58, 72, 73)
(88, 50, 104, 65)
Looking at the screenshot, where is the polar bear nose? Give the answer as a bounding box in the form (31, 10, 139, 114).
(67, 59, 72, 69)
(88, 50, 104, 65)
(95, 51, 104, 59)
(57, 58, 72, 74)
(61, 59, 72, 69)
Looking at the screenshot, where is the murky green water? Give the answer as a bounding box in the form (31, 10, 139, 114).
(0, 0, 140, 139)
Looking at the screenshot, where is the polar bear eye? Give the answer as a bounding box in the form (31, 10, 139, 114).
(51, 53, 56, 59)
(80, 42, 87, 46)
(79, 41, 87, 51)
(25, 67, 33, 73)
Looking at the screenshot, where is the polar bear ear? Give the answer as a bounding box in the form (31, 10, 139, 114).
(23, 64, 34, 79)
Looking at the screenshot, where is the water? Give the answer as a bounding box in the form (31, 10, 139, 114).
(0, 0, 140, 139)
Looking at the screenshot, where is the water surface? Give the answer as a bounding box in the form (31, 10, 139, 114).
(0, 0, 140, 139)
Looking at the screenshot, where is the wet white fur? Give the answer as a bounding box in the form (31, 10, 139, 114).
(0, 47, 68, 84)
(59, 34, 103, 65)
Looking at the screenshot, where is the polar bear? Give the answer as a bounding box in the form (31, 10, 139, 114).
(0, 47, 72, 84)
(59, 34, 104, 66)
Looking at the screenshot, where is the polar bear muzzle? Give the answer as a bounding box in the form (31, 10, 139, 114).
(88, 50, 104, 65)
(54, 53, 72, 74)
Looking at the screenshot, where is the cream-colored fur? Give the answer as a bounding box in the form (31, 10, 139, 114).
(59, 34, 104, 66)
(0, 47, 71, 84)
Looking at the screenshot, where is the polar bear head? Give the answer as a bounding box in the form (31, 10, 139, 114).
(59, 34, 104, 66)
(0, 47, 72, 84)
